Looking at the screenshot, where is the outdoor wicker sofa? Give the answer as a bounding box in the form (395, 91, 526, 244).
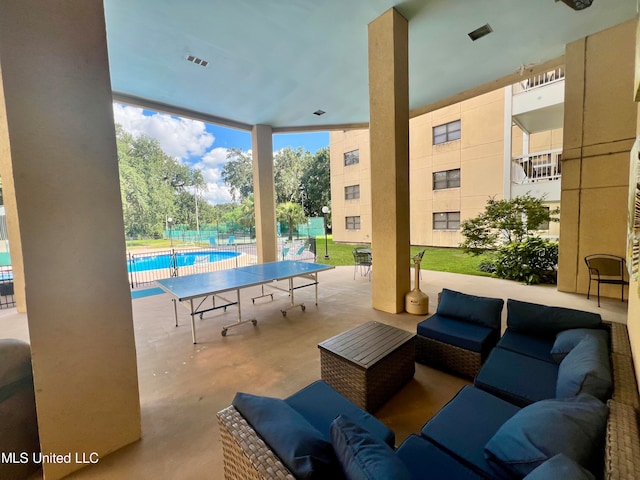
(217, 316, 640, 479)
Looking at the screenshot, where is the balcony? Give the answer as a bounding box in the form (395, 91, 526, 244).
(512, 67, 565, 134)
(511, 149, 562, 201)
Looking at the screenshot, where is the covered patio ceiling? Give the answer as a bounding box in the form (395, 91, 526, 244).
(104, 0, 637, 131)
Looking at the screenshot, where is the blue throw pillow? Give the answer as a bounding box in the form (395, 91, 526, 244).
(330, 414, 411, 480)
(484, 394, 608, 478)
(507, 299, 601, 337)
(551, 328, 609, 363)
(233, 392, 343, 479)
(436, 289, 503, 330)
(556, 335, 612, 401)
(523, 454, 595, 480)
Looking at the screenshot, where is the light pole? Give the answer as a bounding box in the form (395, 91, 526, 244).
(167, 217, 173, 249)
(321, 206, 329, 260)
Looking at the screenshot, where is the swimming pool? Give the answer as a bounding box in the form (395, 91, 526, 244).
(127, 251, 239, 273)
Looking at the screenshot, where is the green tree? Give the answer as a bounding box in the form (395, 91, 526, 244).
(460, 194, 558, 255)
(274, 147, 313, 205)
(238, 194, 256, 237)
(221, 148, 253, 202)
(300, 147, 331, 217)
(116, 125, 206, 237)
(276, 202, 306, 240)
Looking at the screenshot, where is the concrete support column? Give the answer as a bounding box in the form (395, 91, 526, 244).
(558, 19, 636, 296)
(0, 2, 141, 479)
(368, 8, 410, 313)
(252, 125, 277, 263)
(503, 86, 513, 200)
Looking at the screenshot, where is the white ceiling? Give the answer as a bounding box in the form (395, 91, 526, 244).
(103, 0, 638, 131)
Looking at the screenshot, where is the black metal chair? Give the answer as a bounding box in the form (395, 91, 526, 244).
(584, 254, 629, 307)
(353, 249, 372, 281)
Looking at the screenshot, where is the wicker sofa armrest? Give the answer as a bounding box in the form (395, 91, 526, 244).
(217, 405, 294, 480)
(605, 399, 640, 480)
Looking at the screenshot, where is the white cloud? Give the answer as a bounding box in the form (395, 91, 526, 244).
(113, 104, 214, 160)
(192, 147, 234, 205)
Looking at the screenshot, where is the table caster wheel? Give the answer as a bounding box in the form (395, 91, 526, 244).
(301, 305, 306, 311)
(223, 306, 227, 312)
(199, 313, 204, 319)
(281, 310, 287, 317)
(221, 329, 227, 337)
(252, 319, 258, 326)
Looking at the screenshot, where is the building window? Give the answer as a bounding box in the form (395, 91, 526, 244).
(344, 150, 359, 166)
(433, 169, 461, 190)
(345, 185, 360, 200)
(345, 216, 361, 230)
(537, 207, 550, 231)
(433, 120, 461, 145)
(433, 212, 460, 230)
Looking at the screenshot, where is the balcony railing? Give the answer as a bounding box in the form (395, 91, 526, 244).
(512, 149, 562, 184)
(513, 66, 565, 94)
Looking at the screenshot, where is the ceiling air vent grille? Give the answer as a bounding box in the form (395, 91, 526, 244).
(186, 55, 208, 67)
(468, 24, 493, 42)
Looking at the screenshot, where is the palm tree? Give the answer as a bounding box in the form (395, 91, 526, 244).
(238, 194, 255, 238)
(276, 202, 306, 240)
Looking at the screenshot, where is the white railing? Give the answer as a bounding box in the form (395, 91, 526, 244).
(513, 67, 565, 94)
(512, 149, 562, 184)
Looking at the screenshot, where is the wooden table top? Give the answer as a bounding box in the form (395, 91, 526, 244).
(318, 321, 415, 369)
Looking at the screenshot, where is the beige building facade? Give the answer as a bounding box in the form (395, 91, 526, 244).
(331, 85, 563, 247)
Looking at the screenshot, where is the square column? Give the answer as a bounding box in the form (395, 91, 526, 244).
(368, 8, 411, 313)
(252, 125, 277, 262)
(0, 2, 141, 478)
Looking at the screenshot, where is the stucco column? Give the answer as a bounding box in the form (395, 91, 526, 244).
(252, 125, 277, 263)
(0, 2, 141, 479)
(558, 19, 636, 297)
(368, 8, 411, 313)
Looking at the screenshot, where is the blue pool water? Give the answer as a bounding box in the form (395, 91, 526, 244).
(128, 251, 239, 272)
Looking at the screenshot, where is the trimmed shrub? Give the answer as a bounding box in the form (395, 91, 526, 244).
(493, 237, 558, 285)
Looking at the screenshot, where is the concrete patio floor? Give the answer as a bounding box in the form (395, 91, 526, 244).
(1, 266, 628, 479)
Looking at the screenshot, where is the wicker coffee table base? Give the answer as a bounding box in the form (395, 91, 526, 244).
(415, 334, 481, 379)
(320, 339, 415, 413)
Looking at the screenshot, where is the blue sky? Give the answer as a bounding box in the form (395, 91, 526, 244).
(113, 103, 329, 205)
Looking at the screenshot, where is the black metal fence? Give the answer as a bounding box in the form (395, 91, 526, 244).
(0, 266, 15, 309)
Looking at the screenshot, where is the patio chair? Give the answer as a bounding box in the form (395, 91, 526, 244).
(584, 254, 629, 307)
(227, 235, 235, 245)
(353, 249, 372, 281)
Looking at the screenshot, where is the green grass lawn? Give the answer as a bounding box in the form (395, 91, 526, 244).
(314, 236, 492, 277)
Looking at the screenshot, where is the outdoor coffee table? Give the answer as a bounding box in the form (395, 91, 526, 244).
(318, 321, 415, 412)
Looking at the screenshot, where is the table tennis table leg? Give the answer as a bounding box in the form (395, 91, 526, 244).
(190, 299, 197, 344)
(221, 288, 257, 336)
(315, 272, 318, 305)
(172, 298, 178, 327)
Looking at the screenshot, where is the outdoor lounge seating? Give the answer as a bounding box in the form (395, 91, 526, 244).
(352, 249, 372, 280)
(217, 300, 640, 480)
(415, 289, 503, 378)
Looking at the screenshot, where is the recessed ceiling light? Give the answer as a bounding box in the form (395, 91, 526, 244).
(468, 24, 493, 42)
(186, 55, 208, 67)
(313, 110, 326, 116)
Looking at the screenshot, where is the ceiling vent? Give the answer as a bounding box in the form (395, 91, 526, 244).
(557, 0, 594, 10)
(313, 110, 326, 116)
(468, 24, 493, 42)
(186, 55, 208, 67)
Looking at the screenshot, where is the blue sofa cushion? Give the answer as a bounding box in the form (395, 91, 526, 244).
(474, 348, 558, 407)
(496, 329, 555, 363)
(330, 415, 410, 480)
(556, 335, 612, 401)
(285, 380, 395, 447)
(417, 315, 496, 354)
(436, 289, 503, 330)
(420, 386, 521, 478)
(395, 435, 484, 480)
(233, 392, 342, 479)
(551, 328, 609, 363)
(484, 394, 608, 478)
(523, 454, 595, 480)
(506, 299, 601, 338)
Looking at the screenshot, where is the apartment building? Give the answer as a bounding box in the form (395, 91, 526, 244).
(330, 70, 565, 247)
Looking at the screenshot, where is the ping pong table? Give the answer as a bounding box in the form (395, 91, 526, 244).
(155, 260, 334, 343)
